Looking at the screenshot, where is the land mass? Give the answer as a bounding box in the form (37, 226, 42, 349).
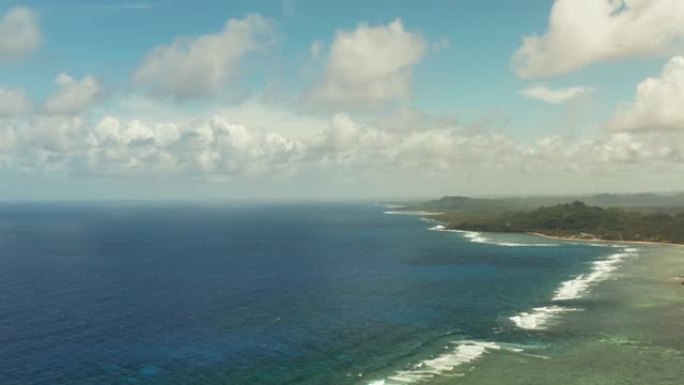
(405, 194, 684, 245)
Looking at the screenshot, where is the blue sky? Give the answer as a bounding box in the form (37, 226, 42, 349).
(0, 0, 683, 200)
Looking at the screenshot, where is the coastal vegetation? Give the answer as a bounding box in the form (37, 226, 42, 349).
(429, 200, 684, 244)
(410, 193, 684, 215)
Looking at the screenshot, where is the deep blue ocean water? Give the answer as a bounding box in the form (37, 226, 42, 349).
(0, 203, 611, 385)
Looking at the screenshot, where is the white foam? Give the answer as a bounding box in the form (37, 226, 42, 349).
(428, 227, 559, 247)
(366, 341, 504, 385)
(553, 248, 638, 301)
(584, 242, 625, 248)
(378, 203, 406, 209)
(426, 227, 489, 242)
(384, 210, 443, 216)
(491, 241, 558, 247)
(510, 306, 579, 330)
(510, 247, 639, 331)
(427, 226, 463, 234)
(460, 231, 490, 244)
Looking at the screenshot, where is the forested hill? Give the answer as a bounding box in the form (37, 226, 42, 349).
(439, 201, 684, 244)
(412, 193, 684, 215)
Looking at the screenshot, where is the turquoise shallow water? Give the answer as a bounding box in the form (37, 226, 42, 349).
(449, 244, 684, 385)
(0, 203, 672, 384)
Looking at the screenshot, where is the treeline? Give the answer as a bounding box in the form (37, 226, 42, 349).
(412, 193, 684, 215)
(439, 201, 684, 244)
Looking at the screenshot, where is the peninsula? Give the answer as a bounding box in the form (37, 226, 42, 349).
(406, 194, 684, 245)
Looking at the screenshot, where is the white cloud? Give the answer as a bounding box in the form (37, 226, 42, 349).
(44, 73, 102, 115)
(513, 0, 684, 78)
(134, 14, 275, 99)
(20, 115, 87, 153)
(608, 56, 684, 132)
(0, 87, 31, 116)
(0, 6, 41, 61)
(307, 113, 361, 154)
(85, 115, 305, 177)
(307, 19, 427, 108)
(0, 123, 18, 153)
(519, 84, 593, 105)
(2, 104, 684, 196)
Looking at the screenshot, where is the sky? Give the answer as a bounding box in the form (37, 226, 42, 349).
(0, 0, 684, 200)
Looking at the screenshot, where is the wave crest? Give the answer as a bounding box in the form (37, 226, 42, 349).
(511, 247, 639, 330)
(510, 306, 580, 330)
(553, 249, 637, 301)
(429, 226, 559, 247)
(366, 341, 505, 385)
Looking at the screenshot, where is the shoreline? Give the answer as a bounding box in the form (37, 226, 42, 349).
(403, 208, 684, 249)
(379, 210, 684, 383)
(453, 243, 684, 385)
(527, 231, 684, 248)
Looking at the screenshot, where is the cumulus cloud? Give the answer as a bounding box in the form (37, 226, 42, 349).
(513, 0, 684, 78)
(27, 116, 89, 153)
(134, 14, 275, 99)
(307, 113, 361, 156)
(0, 6, 41, 61)
(608, 56, 684, 132)
(306, 19, 427, 108)
(519, 84, 594, 105)
(0, 113, 303, 178)
(0, 123, 18, 154)
(1, 105, 683, 195)
(0, 87, 31, 116)
(44, 73, 102, 115)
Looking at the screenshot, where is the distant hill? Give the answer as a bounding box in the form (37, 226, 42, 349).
(572, 193, 684, 208)
(411, 193, 684, 215)
(438, 201, 684, 244)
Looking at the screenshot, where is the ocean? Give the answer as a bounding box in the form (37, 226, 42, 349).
(0, 202, 673, 385)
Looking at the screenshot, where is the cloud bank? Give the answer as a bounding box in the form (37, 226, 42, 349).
(0, 87, 31, 116)
(2, 107, 682, 188)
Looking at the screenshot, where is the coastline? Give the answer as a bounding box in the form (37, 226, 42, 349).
(527, 231, 684, 248)
(403, 205, 684, 249)
(377, 210, 684, 384)
(454, 243, 684, 385)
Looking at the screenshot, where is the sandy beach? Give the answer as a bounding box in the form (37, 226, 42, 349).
(528, 231, 684, 248)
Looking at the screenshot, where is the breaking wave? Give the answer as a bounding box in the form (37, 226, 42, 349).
(428, 225, 559, 247)
(366, 341, 520, 385)
(510, 247, 639, 330)
(552, 248, 638, 301)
